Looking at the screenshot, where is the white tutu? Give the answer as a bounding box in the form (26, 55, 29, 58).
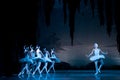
(44, 57, 52, 62)
(50, 57, 61, 63)
(90, 55, 105, 61)
(19, 57, 33, 64)
(32, 57, 45, 62)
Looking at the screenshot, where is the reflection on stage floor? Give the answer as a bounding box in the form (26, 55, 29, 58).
(0, 70, 120, 80)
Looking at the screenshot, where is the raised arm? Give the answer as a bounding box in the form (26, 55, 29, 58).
(50, 49, 54, 56)
(48, 51, 51, 57)
(24, 45, 26, 50)
(40, 50, 44, 57)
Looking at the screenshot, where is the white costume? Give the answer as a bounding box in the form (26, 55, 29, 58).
(18, 46, 33, 77)
(47, 49, 61, 73)
(40, 48, 52, 74)
(32, 48, 45, 62)
(19, 54, 33, 64)
(50, 50, 60, 63)
(90, 48, 105, 61)
(32, 46, 44, 75)
(87, 43, 107, 75)
(44, 51, 52, 62)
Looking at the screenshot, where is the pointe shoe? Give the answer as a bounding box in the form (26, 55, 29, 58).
(46, 71, 48, 74)
(18, 72, 24, 77)
(47, 70, 49, 73)
(18, 73, 21, 77)
(40, 71, 42, 74)
(94, 72, 98, 75)
(38, 72, 41, 75)
(32, 72, 35, 76)
(98, 69, 101, 73)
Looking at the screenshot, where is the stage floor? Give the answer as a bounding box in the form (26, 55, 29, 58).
(0, 70, 120, 80)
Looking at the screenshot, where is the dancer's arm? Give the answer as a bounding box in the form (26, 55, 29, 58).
(100, 49, 108, 55)
(24, 45, 27, 53)
(40, 51, 44, 57)
(48, 51, 50, 57)
(24, 45, 26, 50)
(50, 49, 54, 57)
(86, 49, 94, 57)
(50, 51, 52, 57)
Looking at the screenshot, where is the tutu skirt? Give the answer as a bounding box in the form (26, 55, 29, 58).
(44, 57, 52, 62)
(50, 57, 61, 63)
(90, 55, 105, 61)
(32, 57, 45, 62)
(19, 57, 33, 64)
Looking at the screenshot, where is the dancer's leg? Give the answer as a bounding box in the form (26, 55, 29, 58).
(32, 62, 41, 75)
(52, 62, 55, 72)
(45, 63, 48, 73)
(40, 62, 48, 74)
(47, 61, 55, 73)
(94, 61, 99, 75)
(21, 66, 26, 74)
(98, 59, 104, 73)
(38, 62, 41, 74)
(26, 64, 30, 75)
(18, 64, 27, 76)
(29, 62, 36, 72)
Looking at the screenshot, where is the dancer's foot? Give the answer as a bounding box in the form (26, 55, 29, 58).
(47, 71, 49, 74)
(94, 72, 98, 75)
(38, 72, 41, 75)
(32, 72, 35, 76)
(98, 69, 101, 73)
(47, 70, 50, 73)
(18, 73, 21, 77)
(27, 71, 30, 75)
(18, 71, 24, 77)
(40, 71, 42, 74)
(18, 73, 24, 78)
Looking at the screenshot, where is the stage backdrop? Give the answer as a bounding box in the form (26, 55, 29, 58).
(37, 0, 120, 69)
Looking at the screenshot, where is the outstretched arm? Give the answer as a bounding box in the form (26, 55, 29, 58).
(86, 49, 94, 57)
(100, 49, 108, 54)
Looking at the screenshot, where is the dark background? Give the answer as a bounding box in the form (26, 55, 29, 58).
(0, 0, 120, 76)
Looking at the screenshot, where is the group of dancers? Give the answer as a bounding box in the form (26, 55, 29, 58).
(18, 42, 108, 77)
(18, 45, 61, 77)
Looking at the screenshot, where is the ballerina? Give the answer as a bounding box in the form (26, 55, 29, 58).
(29, 45, 36, 58)
(40, 48, 52, 74)
(32, 45, 45, 75)
(47, 48, 61, 73)
(18, 45, 33, 77)
(86, 43, 108, 75)
(28, 45, 37, 73)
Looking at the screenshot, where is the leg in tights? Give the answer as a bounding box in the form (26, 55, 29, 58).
(98, 59, 104, 73)
(40, 62, 48, 74)
(32, 62, 41, 75)
(94, 60, 99, 75)
(47, 61, 55, 73)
